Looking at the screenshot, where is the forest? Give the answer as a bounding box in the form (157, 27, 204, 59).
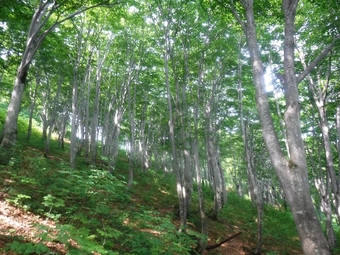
(0, 0, 340, 254)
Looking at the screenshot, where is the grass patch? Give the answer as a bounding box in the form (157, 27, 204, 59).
(219, 192, 302, 254)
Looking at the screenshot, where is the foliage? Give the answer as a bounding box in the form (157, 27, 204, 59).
(5, 241, 50, 255)
(1, 0, 340, 253)
(2, 153, 196, 254)
(0, 107, 197, 254)
(0, 108, 305, 254)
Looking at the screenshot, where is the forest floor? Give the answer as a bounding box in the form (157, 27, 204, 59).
(148, 201, 302, 255)
(0, 198, 247, 255)
(0, 199, 66, 255)
(0, 199, 302, 255)
(0, 111, 305, 254)
(0, 185, 303, 255)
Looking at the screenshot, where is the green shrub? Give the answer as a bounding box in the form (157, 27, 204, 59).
(6, 241, 50, 255)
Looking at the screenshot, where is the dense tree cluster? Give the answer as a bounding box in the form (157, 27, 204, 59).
(0, 0, 340, 254)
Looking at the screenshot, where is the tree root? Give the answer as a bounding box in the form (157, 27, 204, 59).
(205, 232, 242, 250)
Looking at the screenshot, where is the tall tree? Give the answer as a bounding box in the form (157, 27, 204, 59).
(0, 0, 111, 165)
(229, 0, 339, 253)
(238, 38, 263, 254)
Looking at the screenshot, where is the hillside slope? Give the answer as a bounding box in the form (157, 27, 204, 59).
(0, 108, 306, 255)
(0, 148, 303, 254)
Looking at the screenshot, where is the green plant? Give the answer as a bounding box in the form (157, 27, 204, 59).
(42, 194, 65, 220)
(6, 241, 50, 254)
(54, 224, 119, 255)
(7, 194, 31, 210)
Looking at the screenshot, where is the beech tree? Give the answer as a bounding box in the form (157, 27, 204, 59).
(229, 0, 340, 253)
(2, 1, 340, 253)
(238, 39, 264, 254)
(0, 0, 112, 165)
(294, 2, 340, 247)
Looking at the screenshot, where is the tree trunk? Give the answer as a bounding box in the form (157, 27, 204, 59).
(45, 69, 62, 154)
(26, 74, 39, 142)
(0, 1, 106, 165)
(308, 137, 336, 249)
(57, 109, 68, 150)
(337, 105, 340, 219)
(70, 23, 85, 169)
(163, 20, 188, 230)
(138, 98, 148, 172)
(238, 48, 263, 253)
(70, 68, 79, 169)
(204, 89, 227, 219)
(83, 48, 95, 159)
(127, 81, 137, 189)
(0, 72, 27, 164)
(192, 139, 207, 254)
(299, 51, 340, 225)
(231, 0, 331, 253)
(107, 112, 122, 173)
(90, 51, 102, 165)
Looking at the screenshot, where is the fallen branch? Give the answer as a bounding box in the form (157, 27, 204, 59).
(205, 232, 242, 250)
(0, 188, 10, 198)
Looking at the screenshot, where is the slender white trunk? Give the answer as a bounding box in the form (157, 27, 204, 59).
(127, 82, 137, 188)
(163, 21, 187, 230)
(192, 69, 207, 253)
(70, 70, 79, 169)
(26, 74, 39, 142)
(299, 52, 340, 225)
(0, 1, 107, 165)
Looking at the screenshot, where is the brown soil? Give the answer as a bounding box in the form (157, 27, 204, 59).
(0, 199, 68, 254)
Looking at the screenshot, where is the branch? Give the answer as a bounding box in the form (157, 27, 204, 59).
(0, 188, 10, 198)
(22, 1, 112, 70)
(54, 1, 111, 26)
(28, 1, 51, 38)
(205, 232, 242, 250)
(215, 0, 246, 34)
(229, 0, 247, 33)
(296, 35, 340, 84)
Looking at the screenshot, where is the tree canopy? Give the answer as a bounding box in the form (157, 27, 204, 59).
(1, 0, 340, 254)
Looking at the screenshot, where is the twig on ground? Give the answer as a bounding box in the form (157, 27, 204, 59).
(205, 232, 242, 250)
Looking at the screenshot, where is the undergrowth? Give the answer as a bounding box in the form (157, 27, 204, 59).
(1, 151, 196, 254)
(0, 103, 332, 255)
(0, 105, 197, 255)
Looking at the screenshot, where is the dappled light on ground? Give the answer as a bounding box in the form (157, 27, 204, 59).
(0, 196, 303, 255)
(0, 200, 67, 254)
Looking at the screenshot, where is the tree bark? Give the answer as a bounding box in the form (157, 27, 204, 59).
(83, 47, 95, 160)
(337, 105, 340, 218)
(238, 46, 263, 254)
(192, 80, 207, 252)
(57, 109, 68, 150)
(307, 135, 336, 249)
(203, 81, 227, 220)
(26, 74, 39, 142)
(0, 70, 27, 165)
(45, 70, 63, 154)
(0, 1, 109, 165)
(70, 68, 79, 169)
(299, 50, 340, 227)
(163, 22, 188, 230)
(231, 0, 331, 254)
(70, 20, 87, 169)
(127, 80, 137, 189)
